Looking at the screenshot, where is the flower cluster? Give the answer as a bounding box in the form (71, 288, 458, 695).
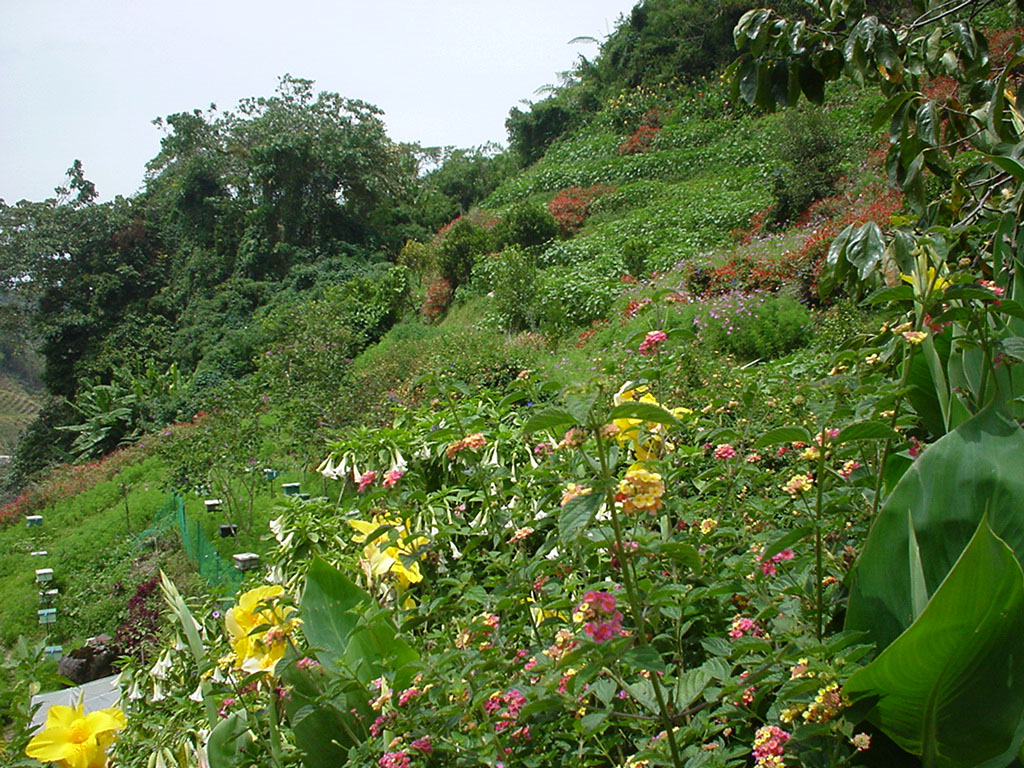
(382, 468, 405, 488)
(838, 460, 860, 481)
(729, 615, 766, 640)
(225, 585, 301, 675)
(803, 682, 844, 723)
(379, 750, 410, 768)
(574, 590, 626, 643)
(758, 548, 794, 576)
(615, 465, 665, 515)
(713, 443, 737, 460)
(638, 329, 668, 355)
(561, 483, 593, 506)
(752, 725, 791, 767)
(484, 688, 528, 735)
(447, 432, 486, 458)
(357, 470, 378, 493)
(781, 473, 814, 497)
(456, 612, 500, 650)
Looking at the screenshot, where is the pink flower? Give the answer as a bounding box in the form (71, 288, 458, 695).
(752, 725, 791, 766)
(397, 686, 421, 706)
(639, 329, 668, 355)
(296, 656, 320, 671)
(410, 737, 433, 754)
(729, 615, 765, 639)
(713, 443, 737, 460)
(382, 468, 404, 488)
(839, 460, 860, 481)
(357, 470, 378, 492)
(378, 751, 410, 768)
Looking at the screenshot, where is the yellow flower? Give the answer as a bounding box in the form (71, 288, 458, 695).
(612, 382, 676, 460)
(25, 698, 125, 768)
(349, 516, 428, 588)
(901, 266, 950, 295)
(225, 585, 300, 675)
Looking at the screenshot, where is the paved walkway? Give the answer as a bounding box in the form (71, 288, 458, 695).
(30, 674, 120, 730)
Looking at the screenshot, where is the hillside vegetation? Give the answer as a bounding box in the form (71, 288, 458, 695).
(3, 1, 1024, 767)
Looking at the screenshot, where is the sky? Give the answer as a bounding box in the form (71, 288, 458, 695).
(0, 0, 637, 204)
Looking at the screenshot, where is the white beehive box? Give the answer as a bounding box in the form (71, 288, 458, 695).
(233, 553, 260, 571)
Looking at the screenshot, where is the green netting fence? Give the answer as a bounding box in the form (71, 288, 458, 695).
(140, 494, 245, 591)
(174, 495, 246, 591)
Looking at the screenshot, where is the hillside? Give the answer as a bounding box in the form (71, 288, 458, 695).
(4, 1, 1024, 767)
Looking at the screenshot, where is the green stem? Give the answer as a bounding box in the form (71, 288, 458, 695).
(870, 342, 917, 518)
(814, 434, 827, 641)
(593, 427, 684, 768)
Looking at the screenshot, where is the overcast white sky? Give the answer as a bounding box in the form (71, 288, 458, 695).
(1, 0, 637, 204)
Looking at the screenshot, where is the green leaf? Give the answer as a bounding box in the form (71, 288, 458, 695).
(844, 517, 1024, 767)
(207, 711, 252, 768)
(836, 420, 901, 443)
(522, 406, 576, 435)
(846, 222, 886, 280)
(752, 425, 811, 449)
(659, 542, 702, 574)
(559, 491, 604, 544)
(986, 153, 1024, 182)
(580, 711, 609, 733)
(873, 91, 919, 133)
(609, 401, 681, 427)
(301, 557, 418, 685)
(281, 654, 368, 768)
(799, 62, 825, 104)
(846, 407, 1024, 651)
(760, 525, 814, 562)
(915, 100, 940, 146)
(674, 667, 712, 710)
(624, 644, 666, 673)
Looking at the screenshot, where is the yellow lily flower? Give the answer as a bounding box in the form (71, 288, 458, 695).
(25, 697, 125, 768)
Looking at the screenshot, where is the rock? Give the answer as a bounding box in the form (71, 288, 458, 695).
(57, 634, 118, 684)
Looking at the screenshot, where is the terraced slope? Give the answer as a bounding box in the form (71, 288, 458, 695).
(0, 376, 41, 455)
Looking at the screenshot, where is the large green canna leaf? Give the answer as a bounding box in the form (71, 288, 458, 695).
(301, 556, 418, 686)
(844, 517, 1024, 768)
(289, 558, 419, 767)
(846, 407, 1024, 650)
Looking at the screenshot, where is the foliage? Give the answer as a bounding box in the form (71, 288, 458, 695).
(436, 218, 494, 290)
(493, 202, 560, 252)
(547, 184, 616, 235)
(472, 247, 539, 332)
(769, 107, 845, 226)
(694, 290, 813, 360)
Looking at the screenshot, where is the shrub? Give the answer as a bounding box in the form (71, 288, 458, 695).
(770, 108, 845, 226)
(537, 265, 619, 333)
(617, 109, 664, 155)
(547, 185, 615, 235)
(493, 202, 559, 251)
(421, 278, 454, 321)
(486, 247, 539, 332)
(436, 219, 494, 289)
(694, 291, 812, 360)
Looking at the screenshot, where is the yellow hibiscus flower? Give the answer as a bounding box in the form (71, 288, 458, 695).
(25, 698, 125, 768)
(225, 585, 300, 675)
